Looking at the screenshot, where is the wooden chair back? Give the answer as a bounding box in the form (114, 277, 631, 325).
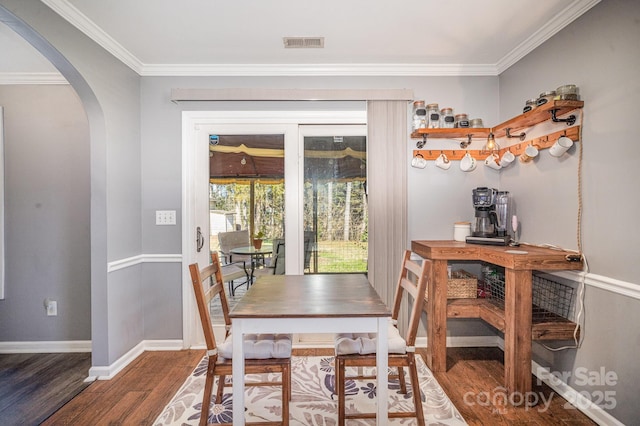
(391, 250, 431, 351)
(189, 252, 231, 355)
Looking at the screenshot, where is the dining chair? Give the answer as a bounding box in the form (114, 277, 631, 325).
(333, 250, 430, 426)
(189, 253, 292, 426)
(254, 239, 285, 276)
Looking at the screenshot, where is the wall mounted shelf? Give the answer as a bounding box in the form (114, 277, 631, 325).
(411, 100, 584, 161)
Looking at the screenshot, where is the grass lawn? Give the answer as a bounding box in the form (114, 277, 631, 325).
(314, 240, 367, 273)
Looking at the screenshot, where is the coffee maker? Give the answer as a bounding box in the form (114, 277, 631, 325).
(465, 187, 511, 245)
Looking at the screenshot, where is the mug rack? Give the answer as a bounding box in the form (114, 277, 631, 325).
(411, 100, 584, 161)
(413, 125, 581, 161)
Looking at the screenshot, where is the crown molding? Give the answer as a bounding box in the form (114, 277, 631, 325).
(41, 0, 144, 74)
(496, 0, 602, 74)
(141, 63, 499, 77)
(0, 72, 67, 85)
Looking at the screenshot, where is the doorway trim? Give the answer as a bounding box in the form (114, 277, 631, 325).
(181, 109, 366, 348)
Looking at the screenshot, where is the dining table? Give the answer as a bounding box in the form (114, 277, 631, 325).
(229, 274, 392, 425)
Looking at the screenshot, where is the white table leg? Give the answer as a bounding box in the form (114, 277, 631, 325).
(232, 319, 245, 425)
(376, 317, 388, 425)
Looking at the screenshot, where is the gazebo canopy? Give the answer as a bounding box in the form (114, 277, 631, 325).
(209, 134, 366, 184)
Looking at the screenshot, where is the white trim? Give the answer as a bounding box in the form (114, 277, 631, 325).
(41, 0, 143, 74)
(415, 335, 500, 349)
(497, 0, 602, 74)
(0, 72, 68, 85)
(148, 63, 498, 77)
(533, 361, 625, 426)
(549, 270, 640, 301)
(0, 107, 3, 299)
(0, 340, 91, 353)
(107, 253, 182, 273)
(87, 339, 183, 381)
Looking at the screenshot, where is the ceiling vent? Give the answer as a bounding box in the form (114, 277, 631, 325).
(283, 37, 324, 49)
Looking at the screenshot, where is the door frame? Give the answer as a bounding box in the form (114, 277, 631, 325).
(181, 110, 366, 348)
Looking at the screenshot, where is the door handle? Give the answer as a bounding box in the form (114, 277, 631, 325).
(196, 226, 204, 253)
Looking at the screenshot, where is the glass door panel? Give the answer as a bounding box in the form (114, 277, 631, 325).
(302, 126, 367, 275)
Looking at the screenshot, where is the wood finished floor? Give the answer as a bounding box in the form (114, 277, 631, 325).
(0, 352, 91, 425)
(6, 347, 597, 425)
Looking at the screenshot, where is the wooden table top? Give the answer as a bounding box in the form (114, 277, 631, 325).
(229, 274, 391, 319)
(411, 240, 584, 271)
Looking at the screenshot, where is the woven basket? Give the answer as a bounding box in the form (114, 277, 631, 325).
(446, 270, 478, 299)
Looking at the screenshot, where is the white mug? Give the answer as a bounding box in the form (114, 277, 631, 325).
(500, 150, 515, 167)
(519, 145, 539, 163)
(549, 136, 574, 157)
(484, 153, 501, 170)
(460, 152, 477, 172)
(435, 152, 451, 170)
(411, 154, 427, 169)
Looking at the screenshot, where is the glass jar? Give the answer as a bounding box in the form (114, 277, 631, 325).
(440, 107, 455, 128)
(427, 103, 440, 128)
(556, 84, 579, 100)
(412, 100, 427, 131)
(523, 98, 538, 113)
(454, 113, 470, 128)
(536, 91, 556, 107)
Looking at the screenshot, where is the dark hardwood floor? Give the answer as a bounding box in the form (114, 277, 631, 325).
(5, 347, 597, 425)
(0, 352, 91, 426)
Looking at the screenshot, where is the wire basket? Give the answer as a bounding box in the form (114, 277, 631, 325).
(483, 267, 575, 321)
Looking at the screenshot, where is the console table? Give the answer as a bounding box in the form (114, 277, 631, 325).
(411, 240, 583, 398)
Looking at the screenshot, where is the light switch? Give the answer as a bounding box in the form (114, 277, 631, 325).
(156, 210, 176, 225)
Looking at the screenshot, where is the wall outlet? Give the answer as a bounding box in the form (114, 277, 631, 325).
(44, 299, 57, 316)
(156, 210, 176, 225)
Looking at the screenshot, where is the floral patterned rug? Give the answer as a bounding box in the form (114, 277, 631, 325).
(154, 355, 467, 425)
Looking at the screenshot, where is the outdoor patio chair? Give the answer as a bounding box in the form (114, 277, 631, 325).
(333, 250, 430, 426)
(189, 252, 292, 426)
(254, 239, 285, 276)
(217, 230, 252, 295)
(214, 253, 250, 296)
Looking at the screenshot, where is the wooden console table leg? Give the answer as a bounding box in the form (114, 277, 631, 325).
(426, 259, 448, 372)
(504, 268, 533, 400)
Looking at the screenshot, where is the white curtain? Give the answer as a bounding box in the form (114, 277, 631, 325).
(367, 100, 408, 314)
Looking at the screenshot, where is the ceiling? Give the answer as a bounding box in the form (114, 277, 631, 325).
(1, 0, 600, 80)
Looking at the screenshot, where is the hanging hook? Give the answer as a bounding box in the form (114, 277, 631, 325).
(416, 133, 427, 149)
(550, 109, 577, 126)
(505, 128, 526, 141)
(460, 134, 472, 149)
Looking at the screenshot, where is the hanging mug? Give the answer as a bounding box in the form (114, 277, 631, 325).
(411, 153, 427, 169)
(435, 152, 451, 170)
(460, 152, 477, 172)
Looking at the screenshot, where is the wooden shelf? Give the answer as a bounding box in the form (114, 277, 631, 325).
(445, 298, 580, 341)
(410, 100, 584, 141)
(411, 127, 491, 140)
(493, 100, 584, 137)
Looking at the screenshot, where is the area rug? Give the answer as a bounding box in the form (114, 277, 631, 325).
(154, 355, 466, 425)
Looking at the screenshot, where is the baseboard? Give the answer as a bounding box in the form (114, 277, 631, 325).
(87, 339, 183, 381)
(532, 361, 624, 426)
(0, 340, 91, 353)
(415, 335, 500, 349)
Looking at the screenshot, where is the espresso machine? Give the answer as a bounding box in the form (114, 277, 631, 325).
(465, 187, 511, 245)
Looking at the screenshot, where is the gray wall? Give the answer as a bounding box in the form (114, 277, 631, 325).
(0, 84, 90, 341)
(0, 0, 142, 365)
(498, 0, 640, 423)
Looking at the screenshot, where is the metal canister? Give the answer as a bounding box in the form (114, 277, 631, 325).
(469, 118, 484, 128)
(536, 91, 556, 107)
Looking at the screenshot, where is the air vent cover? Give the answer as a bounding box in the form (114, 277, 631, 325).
(283, 37, 324, 48)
